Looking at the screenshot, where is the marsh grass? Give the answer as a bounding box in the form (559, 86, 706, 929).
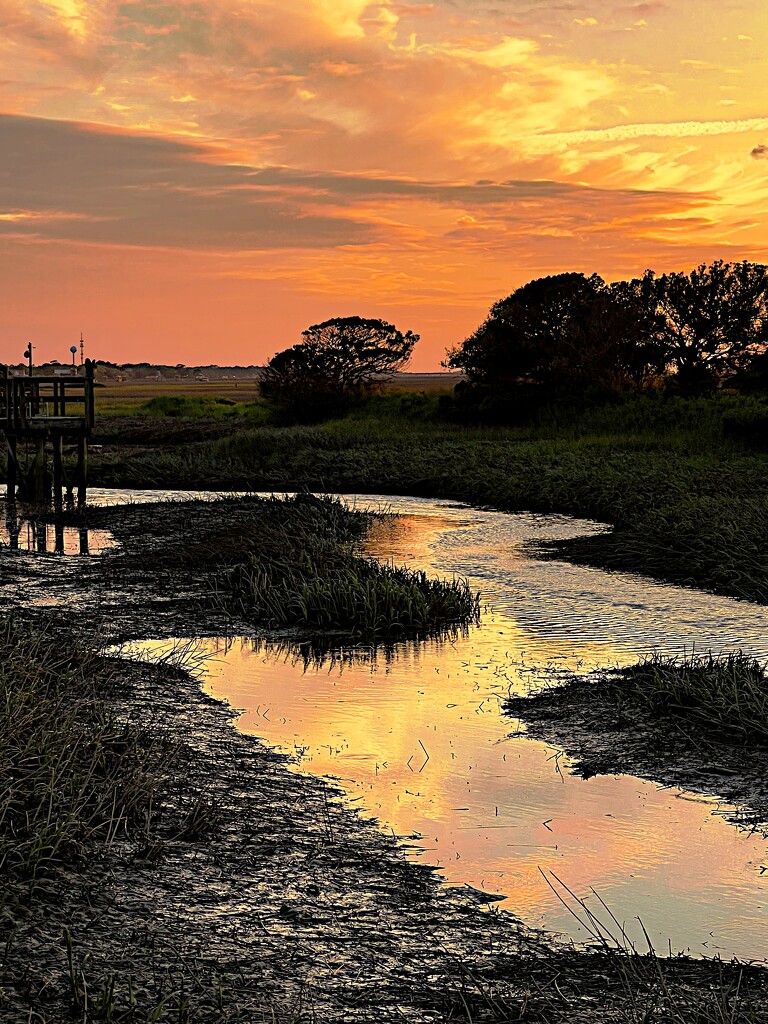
(0, 620, 176, 879)
(233, 552, 479, 636)
(618, 652, 768, 745)
(89, 404, 768, 605)
(223, 494, 480, 637)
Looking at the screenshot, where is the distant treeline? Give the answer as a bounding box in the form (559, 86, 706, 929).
(94, 361, 263, 380)
(445, 261, 768, 421)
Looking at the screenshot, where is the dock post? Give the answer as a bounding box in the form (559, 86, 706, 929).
(6, 436, 17, 506)
(34, 437, 47, 504)
(77, 435, 88, 511)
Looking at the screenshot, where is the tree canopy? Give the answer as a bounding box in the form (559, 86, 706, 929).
(447, 261, 768, 400)
(447, 273, 664, 392)
(647, 261, 768, 393)
(260, 316, 419, 417)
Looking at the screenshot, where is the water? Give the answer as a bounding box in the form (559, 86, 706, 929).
(0, 516, 116, 555)
(128, 495, 768, 962)
(0, 487, 237, 556)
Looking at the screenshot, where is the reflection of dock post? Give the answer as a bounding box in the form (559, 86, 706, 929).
(53, 434, 64, 517)
(35, 520, 47, 553)
(5, 505, 19, 550)
(79, 525, 89, 555)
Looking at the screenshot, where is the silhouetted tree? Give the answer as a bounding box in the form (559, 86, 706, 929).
(260, 316, 418, 419)
(447, 273, 664, 393)
(646, 261, 768, 393)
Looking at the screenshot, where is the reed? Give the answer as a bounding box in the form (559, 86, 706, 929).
(541, 871, 763, 1024)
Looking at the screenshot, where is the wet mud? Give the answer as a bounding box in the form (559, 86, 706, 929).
(2, 497, 768, 1022)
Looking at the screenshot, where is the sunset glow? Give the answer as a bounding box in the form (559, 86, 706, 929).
(2, 1, 767, 368)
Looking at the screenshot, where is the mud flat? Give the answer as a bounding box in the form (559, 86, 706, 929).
(1, 496, 767, 1022)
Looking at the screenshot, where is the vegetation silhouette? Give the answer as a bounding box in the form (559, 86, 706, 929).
(446, 260, 768, 420)
(260, 315, 418, 421)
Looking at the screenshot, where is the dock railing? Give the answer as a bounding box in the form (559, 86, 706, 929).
(0, 361, 95, 510)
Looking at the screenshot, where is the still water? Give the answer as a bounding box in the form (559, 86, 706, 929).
(132, 495, 768, 963)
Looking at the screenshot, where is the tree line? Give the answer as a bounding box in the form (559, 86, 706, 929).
(260, 261, 768, 420)
(447, 261, 768, 399)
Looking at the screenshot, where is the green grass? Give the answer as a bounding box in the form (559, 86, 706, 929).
(617, 652, 768, 744)
(0, 620, 177, 879)
(221, 493, 480, 637)
(87, 392, 768, 605)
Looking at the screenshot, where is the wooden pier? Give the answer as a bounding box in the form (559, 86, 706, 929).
(1, 361, 95, 513)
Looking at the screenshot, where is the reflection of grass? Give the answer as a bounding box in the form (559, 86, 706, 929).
(618, 652, 768, 744)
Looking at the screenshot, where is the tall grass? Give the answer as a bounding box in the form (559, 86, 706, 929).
(223, 494, 480, 637)
(0, 620, 174, 878)
(232, 553, 479, 636)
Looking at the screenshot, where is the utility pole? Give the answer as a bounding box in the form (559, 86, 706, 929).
(24, 342, 33, 376)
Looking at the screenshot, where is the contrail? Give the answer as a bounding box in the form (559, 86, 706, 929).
(541, 116, 768, 144)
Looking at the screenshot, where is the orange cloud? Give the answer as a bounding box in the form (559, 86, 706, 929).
(1, 0, 767, 368)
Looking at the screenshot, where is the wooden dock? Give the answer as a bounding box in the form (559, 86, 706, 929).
(1, 361, 95, 512)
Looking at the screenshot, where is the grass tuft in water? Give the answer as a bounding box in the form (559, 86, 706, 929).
(223, 493, 480, 638)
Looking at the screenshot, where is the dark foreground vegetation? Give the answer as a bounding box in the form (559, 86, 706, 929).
(3, 499, 768, 1022)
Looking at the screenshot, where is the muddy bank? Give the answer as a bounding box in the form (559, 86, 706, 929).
(506, 674, 768, 836)
(2, 496, 768, 1022)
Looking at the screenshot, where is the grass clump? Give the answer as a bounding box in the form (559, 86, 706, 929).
(224, 493, 480, 638)
(142, 395, 239, 417)
(618, 652, 768, 745)
(233, 553, 479, 636)
(0, 620, 173, 879)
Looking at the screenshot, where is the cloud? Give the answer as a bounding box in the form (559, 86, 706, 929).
(0, 112, 717, 265)
(0, 114, 374, 250)
(751, 144, 768, 160)
(543, 116, 768, 145)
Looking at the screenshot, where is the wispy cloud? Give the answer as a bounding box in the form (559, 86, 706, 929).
(543, 117, 768, 145)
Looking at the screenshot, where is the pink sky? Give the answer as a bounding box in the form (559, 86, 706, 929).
(1, 1, 767, 370)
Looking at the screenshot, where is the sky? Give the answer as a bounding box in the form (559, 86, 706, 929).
(1, 1, 767, 370)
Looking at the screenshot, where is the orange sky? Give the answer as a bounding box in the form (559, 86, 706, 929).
(1, 1, 767, 370)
